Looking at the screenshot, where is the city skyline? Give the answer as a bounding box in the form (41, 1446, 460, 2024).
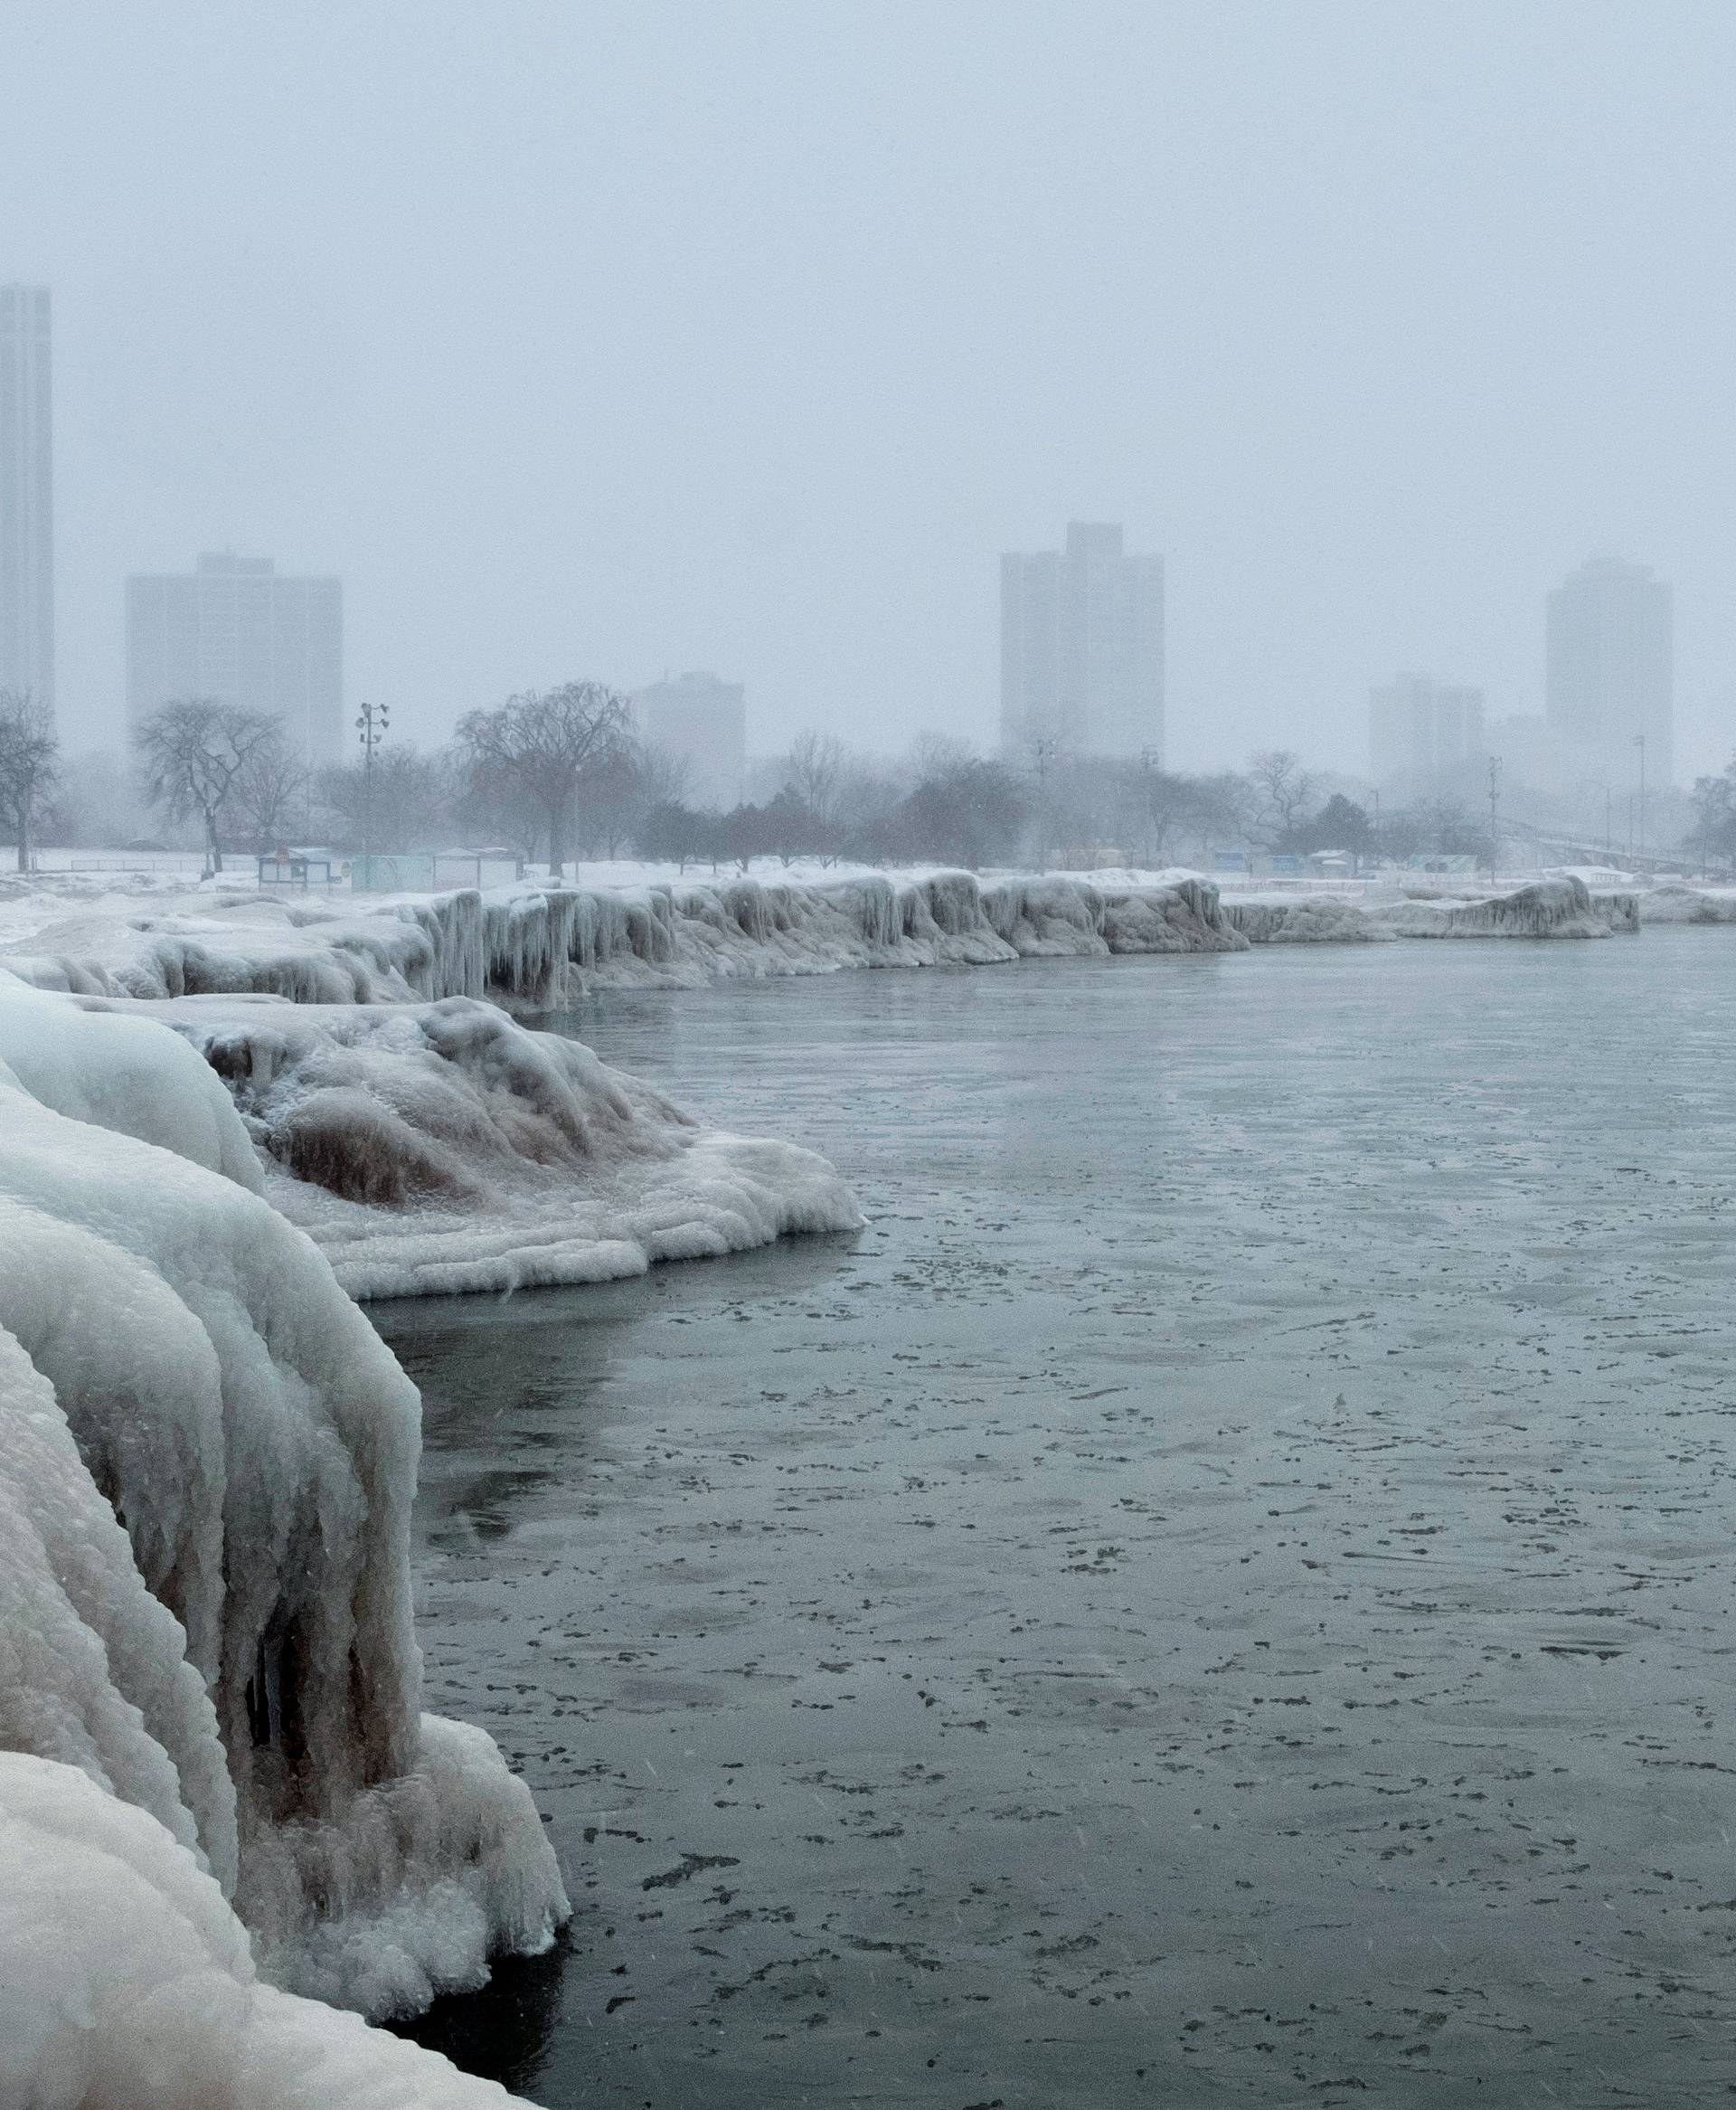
(9, 5, 1736, 778)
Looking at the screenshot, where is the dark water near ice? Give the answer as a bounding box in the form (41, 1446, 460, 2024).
(383, 932, 1736, 2107)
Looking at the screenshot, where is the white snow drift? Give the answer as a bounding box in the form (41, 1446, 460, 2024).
(0, 975, 567, 2106)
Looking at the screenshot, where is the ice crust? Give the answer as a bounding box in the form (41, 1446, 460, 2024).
(0, 974, 568, 2077)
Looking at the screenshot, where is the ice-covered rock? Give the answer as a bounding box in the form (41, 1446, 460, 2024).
(1638, 883, 1736, 924)
(0, 1754, 534, 2106)
(0, 976, 570, 2020)
(1223, 897, 1391, 944)
(149, 992, 864, 1299)
(1375, 875, 1629, 940)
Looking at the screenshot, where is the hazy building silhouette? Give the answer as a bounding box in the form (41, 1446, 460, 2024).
(1546, 555, 1673, 787)
(0, 286, 54, 722)
(1000, 521, 1164, 759)
(1369, 674, 1486, 787)
(126, 553, 343, 762)
(633, 669, 746, 808)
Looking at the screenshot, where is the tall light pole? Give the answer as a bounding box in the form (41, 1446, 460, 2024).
(356, 700, 390, 871)
(1632, 733, 1646, 865)
(1487, 754, 1502, 882)
(1030, 733, 1060, 873)
(1138, 744, 1161, 868)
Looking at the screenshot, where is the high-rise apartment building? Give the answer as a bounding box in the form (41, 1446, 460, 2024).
(1369, 674, 1486, 787)
(126, 553, 344, 763)
(632, 670, 746, 809)
(0, 287, 54, 721)
(1546, 556, 1673, 787)
(1000, 521, 1164, 759)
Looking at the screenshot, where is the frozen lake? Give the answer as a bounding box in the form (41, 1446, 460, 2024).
(384, 931, 1736, 2107)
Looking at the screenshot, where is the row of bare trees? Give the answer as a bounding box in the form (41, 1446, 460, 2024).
(2, 682, 1533, 880)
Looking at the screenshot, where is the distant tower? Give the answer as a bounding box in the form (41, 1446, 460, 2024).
(1001, 522, 1164, 759)
(126, 553, 344, 763)
(1369, 675, 1486, 788)
(1546, 556, 1673, 787)
(0, 287, 54, 721)
(631, 671, 747, 808)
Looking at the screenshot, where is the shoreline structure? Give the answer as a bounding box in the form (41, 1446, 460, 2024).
(1, 865, 1656, 1014)
(0, 859, 1712, 2105)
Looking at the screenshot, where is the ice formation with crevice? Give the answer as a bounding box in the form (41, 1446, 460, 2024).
(126, 989, 864, 1297)
(0, 974, 567, 2107)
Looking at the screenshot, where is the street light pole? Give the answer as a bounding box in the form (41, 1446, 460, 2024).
(1138, 744, 1161, 868)
(1030, 734, 1060, 874)
(1487, 755, 1502, 883)
(1632, 733, 1646, 865)
(356, 700, 390, 872)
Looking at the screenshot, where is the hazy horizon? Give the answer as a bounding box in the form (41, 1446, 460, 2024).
(6, 1, 1735, 781)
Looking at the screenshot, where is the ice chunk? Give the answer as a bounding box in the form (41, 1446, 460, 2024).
(0, 1753, 536, 2107)
(146, 994, 864, 1299)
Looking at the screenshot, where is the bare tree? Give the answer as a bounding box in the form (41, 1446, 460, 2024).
(0, 690, 59, 873)
(135, 699, 281, 875)
(455, 681, 632, 879)
(231, 736, 309, 851)
(316, 745, 455, 854)
(1246, 749, 1318, 847)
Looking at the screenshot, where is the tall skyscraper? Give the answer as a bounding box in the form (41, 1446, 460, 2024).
(1000, 521, 1164, 759)
(1369, 674, 1486, 787)
(1546, 555, 1673, 787)
(126, 553, 344, 763)
(632, 670, 746, 808)
(0, 287, 54, 721)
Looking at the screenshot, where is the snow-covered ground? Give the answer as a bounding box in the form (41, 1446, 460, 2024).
(0, 974, 561, 2103)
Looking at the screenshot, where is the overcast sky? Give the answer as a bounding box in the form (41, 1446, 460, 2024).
(7, 1, 1735, 779)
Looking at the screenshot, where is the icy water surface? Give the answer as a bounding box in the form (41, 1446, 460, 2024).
(384, 933, 1736, 2107)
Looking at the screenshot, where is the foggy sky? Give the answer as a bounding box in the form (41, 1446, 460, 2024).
(7, 1, 1736, 780)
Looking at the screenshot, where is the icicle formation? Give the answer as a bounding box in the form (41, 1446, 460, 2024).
(0, 976, 570, 2025)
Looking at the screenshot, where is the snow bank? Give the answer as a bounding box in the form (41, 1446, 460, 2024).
(151, 992, 864, 1299)
(0, 976, 569, 2023)
(0, 1754, 533, 2107)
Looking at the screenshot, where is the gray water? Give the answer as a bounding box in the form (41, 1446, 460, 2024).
(384, 932, 1736, 2107)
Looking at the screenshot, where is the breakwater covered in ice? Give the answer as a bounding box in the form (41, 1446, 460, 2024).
(3, 866, 1646, 1017)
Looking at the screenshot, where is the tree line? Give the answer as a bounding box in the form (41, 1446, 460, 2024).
(0, 681, 1537, 878)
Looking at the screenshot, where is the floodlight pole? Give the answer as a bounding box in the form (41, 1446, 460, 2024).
(357, 700, 390, 869)
(1487, 755, 1502, 882)
(1632, 733, 1646, 866)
